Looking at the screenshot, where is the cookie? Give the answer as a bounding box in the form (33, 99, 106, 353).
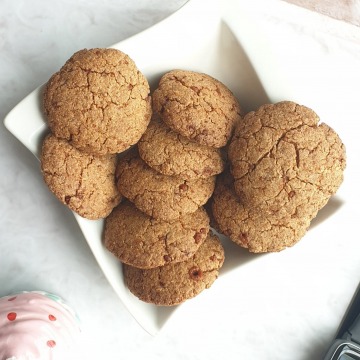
(123, 232, 225, 305)
(43, 48, 152, 155)
(211, 171, 340, 253)
(228, 101, 346, 208)
(41, 134, 121, 219)
(116, 149, 216, 221)
(104, 201, 210, 269)
(152, 70, 242, 148)
(138, 116, 225, 179)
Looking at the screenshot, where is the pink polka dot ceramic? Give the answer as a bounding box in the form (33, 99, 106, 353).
(0, 291, 81, 359)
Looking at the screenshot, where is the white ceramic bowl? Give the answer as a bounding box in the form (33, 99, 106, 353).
(4, 0, 358, 336)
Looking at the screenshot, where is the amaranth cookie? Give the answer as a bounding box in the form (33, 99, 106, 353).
(211, 173, 316, 253)
(43, 48, 152, 155)
(138, 116, 225, 179)
(104, 201, 209, 269)
(116, 149, 216, 221)
(228, 101, 346, 208)
(123, 232, 225, 305)
(41, 134, 121, 219)
(152, 70, 242, 148)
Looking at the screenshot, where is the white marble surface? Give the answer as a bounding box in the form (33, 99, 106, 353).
(1, 0, 360, 359)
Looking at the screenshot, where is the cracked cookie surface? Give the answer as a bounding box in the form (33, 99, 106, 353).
(41, 134, 121, 219)
(123, 232, 224, 305)
(152, 70, 242, 148)
(116, 148, 216, 221)
(43, 48, 152, 155)
(211, 174, 314, 252)
(228, 101, 346, 208)
(104, 201, 209, 269)
(138, 116, 225, 179)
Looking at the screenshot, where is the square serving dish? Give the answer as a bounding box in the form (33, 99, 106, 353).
(4, 0, 359, 335)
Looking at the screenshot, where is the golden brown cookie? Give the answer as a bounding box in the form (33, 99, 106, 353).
(43, 48, 152, 155)
(104, 201, 209, 269)
(116, 149, 216, 221)
(123, 232, 225, 305)
(152, 70, 242, 148)
(138, 117, 225, 179)
(41, 134, 121, 219)
(228, 101, 346, 209)
(212, 174, 314, 253)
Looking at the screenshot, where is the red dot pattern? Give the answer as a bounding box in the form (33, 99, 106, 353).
(47, 340, 56, 348)
(5, 305, 58, 349)
(7, 312, 17, 321)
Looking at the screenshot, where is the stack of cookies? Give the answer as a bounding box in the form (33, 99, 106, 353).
(40, 48, 152, 219)
(40, 47, 346, 306)
(104, 70, 242, 305)
(211, 101, 346, 253)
